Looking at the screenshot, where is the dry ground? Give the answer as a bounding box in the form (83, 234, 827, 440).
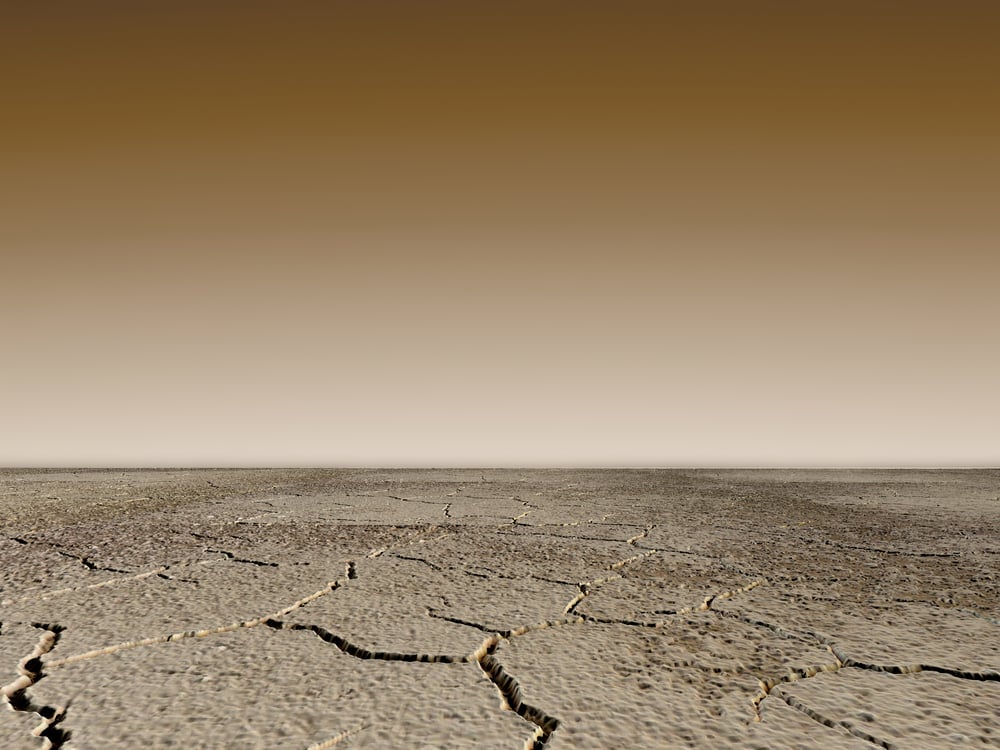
(1, 469, 998, 748)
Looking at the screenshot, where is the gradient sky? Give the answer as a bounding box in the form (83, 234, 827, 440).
(3, 2, 998, 466)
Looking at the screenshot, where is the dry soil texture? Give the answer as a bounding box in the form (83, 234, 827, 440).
(1, 469, 998, 749)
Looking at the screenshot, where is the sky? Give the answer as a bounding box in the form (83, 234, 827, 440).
(3, 1, 998, 466)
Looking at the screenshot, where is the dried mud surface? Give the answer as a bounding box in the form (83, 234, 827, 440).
(1, 468, 998, 748)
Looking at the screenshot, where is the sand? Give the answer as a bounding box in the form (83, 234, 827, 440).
(1, 468, 998, 749)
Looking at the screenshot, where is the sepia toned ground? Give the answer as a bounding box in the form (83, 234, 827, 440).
(1, 469, 998, 749)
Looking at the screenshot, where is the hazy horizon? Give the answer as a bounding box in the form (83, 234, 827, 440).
(4, 2, 998, 467)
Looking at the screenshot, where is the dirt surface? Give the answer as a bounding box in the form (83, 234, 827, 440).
(1, 469, 998, 748)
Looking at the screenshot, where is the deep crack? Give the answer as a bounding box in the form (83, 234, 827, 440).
(473, 634, 560, 749)
(1, 622, 71, 749)
(268, 621, 465, 663)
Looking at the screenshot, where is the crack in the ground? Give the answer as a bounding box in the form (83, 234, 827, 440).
(422, 575, 774, 746)
(712, 608, 826, 647)
(7, 473, 997, 748)
(579, 613, 664, 628)
(462, 570, 492, 579)
(8, 536, 130, 574)
(156, 572, 200, 585)
(1, 622, 71, 749)
(46, 561, 358, 670)
(564, 576, 619, 615)
(772, 687, 894, 749)
(607, 549, 659, 571)
(505, 510, 532, 528)
(836, 650, 1000, 682)
(520, 516, 620, 529)
(389, 553, 443, 571)
(431, 613, 588, 642)
(265, 620, 466, 663)
(386, 494, 432, 504)
(191, 531, 253, 544)
(626, 525, 653, 544)
(422, 575, 775, 746)
(53, 550, 130, 574)
(685, 587, 1000, 745)
(458, 567, 576, 587)
(811, 538, 961, 559)
(753, 653, 845, 720)
(366, 526, 451, 559)
(495, 529, 643, 544)
(752, 639, 1000, 748)
(472, 633, 561, 749)
(1, 566, 174, 606)
(699, 579, 766, 611)
(572, 577, 768, 628)
(426, 609, 499, 633)
(205, 548, 279, 567)
(563, 549, 660, 615)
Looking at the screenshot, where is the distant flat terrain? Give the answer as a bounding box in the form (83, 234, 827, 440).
(2, 469, 998, 749)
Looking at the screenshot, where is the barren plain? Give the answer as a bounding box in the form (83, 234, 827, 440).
(1, 469, 998, 749)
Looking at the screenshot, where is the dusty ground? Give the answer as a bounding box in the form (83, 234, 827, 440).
(1, 469, 998, 749)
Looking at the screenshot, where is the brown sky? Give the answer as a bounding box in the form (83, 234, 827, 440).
(3, 2, 998, 466)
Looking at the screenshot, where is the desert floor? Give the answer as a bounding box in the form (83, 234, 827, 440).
(1, 469, 998, 749)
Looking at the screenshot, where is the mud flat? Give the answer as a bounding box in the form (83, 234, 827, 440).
(2, 468, 998, 748)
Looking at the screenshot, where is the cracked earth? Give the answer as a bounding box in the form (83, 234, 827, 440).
(1, 469, 998, 748)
